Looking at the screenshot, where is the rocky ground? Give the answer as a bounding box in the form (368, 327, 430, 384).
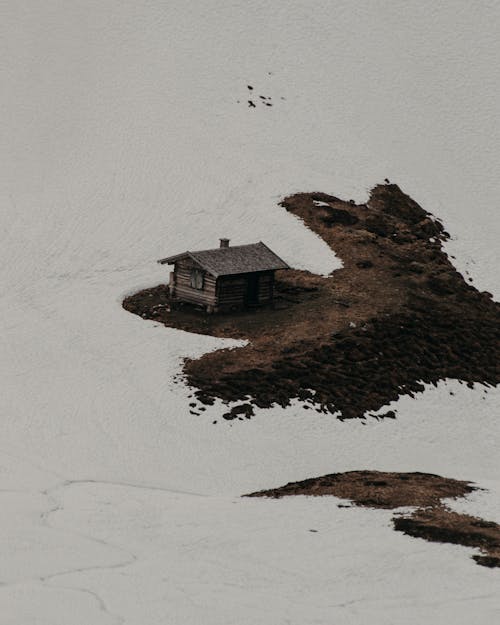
(246, 471, 500, 568)
(123, 183, 500, 420)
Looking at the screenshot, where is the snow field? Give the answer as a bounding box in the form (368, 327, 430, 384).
(1, 1, 499, 623)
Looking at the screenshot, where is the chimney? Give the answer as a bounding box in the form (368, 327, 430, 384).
(219, 238, 230, 248)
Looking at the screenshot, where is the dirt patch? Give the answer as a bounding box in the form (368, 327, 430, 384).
(246, 471, 500, 568)
(123, 183, 500, 419)
(245, 470, 475, 508)
(393, 508, 500, 568)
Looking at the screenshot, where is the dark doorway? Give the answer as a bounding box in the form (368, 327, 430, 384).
(245, 274, 260, 306)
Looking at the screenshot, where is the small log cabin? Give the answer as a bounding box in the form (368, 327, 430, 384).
(158, 239, 289, 312)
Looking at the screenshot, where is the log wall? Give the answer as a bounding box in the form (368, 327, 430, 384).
(172, 261, 275, 310)
(217, 271, 274, 308)
(172, 259, 217, 307)
(257, 272, 274, 302)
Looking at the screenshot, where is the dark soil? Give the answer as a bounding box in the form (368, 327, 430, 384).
(246, 470, 500, 568)
(393, 508, 500, 567)
(123, 183, 500, 419)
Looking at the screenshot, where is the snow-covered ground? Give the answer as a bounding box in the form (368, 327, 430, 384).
(1, 2, 499, 623)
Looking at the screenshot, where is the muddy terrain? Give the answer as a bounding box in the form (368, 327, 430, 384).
(246, 471, 500, 568)
(124, 183, 500, 419)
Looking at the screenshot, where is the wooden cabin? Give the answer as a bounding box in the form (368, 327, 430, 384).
(158, 239, 289, 312)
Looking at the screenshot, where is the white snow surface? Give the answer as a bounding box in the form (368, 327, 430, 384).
(1, 2, 500, 623)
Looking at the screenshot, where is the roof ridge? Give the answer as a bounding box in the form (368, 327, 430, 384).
(191, 241, 263, 254)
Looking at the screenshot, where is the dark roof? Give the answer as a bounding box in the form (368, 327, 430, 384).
(158, 242, 290, 277)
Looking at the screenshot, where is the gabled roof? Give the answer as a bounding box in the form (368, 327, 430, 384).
(158, 242, 290, 277)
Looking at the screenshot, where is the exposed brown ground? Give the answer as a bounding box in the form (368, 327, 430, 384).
(123, 183, 500, 419)
(245, 470, 475, 507)
(246, 471, 500, 568)
(394, 508, 500, 569)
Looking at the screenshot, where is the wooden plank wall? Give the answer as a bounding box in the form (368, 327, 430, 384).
(217, 275, 247, 307)
(172, 261, 276, 309)
(172, 259, 217, 306)
(217, 271, 274, 307)
(258, 272, 274, 302)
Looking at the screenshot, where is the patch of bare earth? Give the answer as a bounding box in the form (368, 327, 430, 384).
(123, 183, 500, 419)
(394, 508, 500, 568)
(246, 471, 500, 568)
(245, 470, 474, 507)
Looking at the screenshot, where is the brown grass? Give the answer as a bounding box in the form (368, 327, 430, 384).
(123, 183, 500, 420)
(245, 470, 475, 508)
(394, 507, 500, 568)
(246, 470, 500, 568)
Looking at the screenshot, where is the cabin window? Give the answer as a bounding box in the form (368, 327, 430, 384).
(190, 268, 204, 290)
